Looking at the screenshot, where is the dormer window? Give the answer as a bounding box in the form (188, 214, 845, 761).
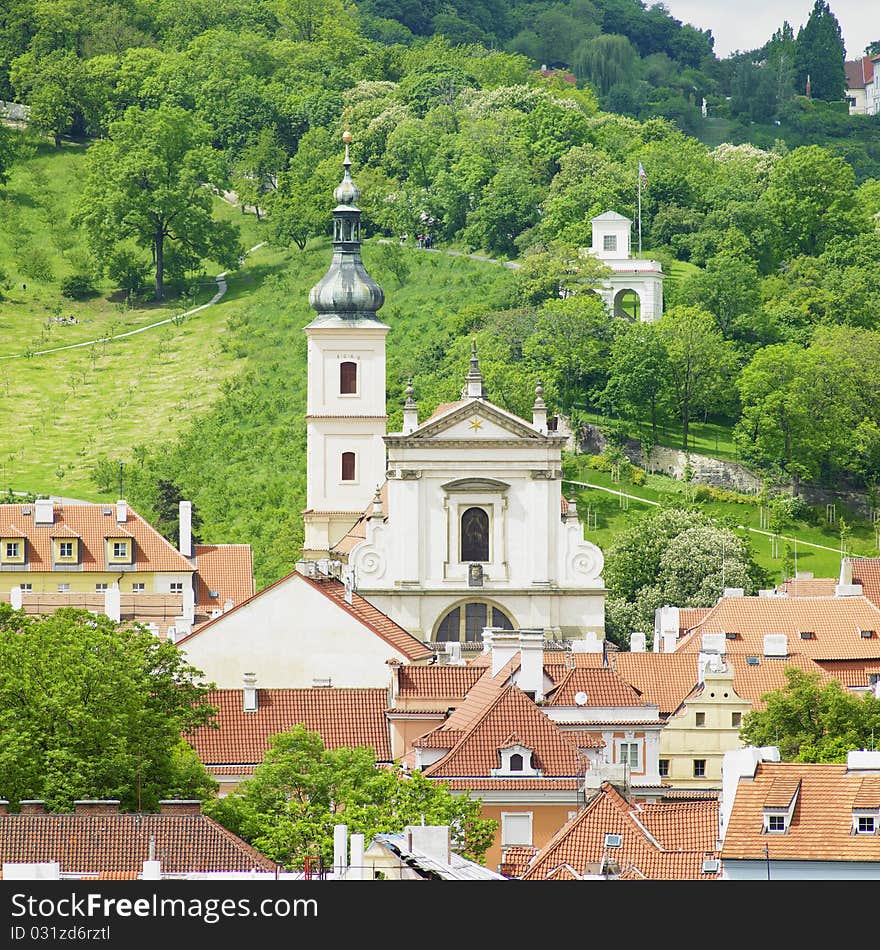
(856, 815, 877, 835)
(1, 535, 26, 563)
(105, 534, 133, 564)
(52, 535, 79, 564)
(763, 777, 800, 834)
(492, 742, 541, 777)
(60, 541, 73, 558)
(765, 813, 787, 833)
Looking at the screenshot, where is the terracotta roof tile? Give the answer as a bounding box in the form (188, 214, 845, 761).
(187, 687, 392, 765)
(499, 846, 537, 878)
(0, 813, 276, 876)
(545, 668, 649, 707)
(853, 777, 880, 808)
(423, 685, 587, 780)
(610, 653, 699, 716)
(849, 558, 880, 610)
(194, 544, 254, 611)
(522, 782, 720, 881)
(676, 596, 880, 660)
(0, 503, 193, 573)
(442, 778, 582, 791)
(396, 665, 483, 699)
(777, 577, 838, 597)
(723, 761, 880, 861)
(764, 776, 801, 808)
(815, 659, 880, 688)
(726, 653, 833, 709)
(679, 607, 712, 632)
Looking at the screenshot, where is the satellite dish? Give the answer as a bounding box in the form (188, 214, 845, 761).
(574, 691, 588, 706)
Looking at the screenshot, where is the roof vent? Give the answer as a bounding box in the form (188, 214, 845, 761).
(102, 507, 112, 516)
(603, 833, 622, 848)
(799, 630, 815, 639)
(208, 589, 219, 599)
(22, 507, 31, 516)
(701, 858, 720, 873)
(860, 629, 875, 639)
(725, 631, 738, 640)
(746, 655, 760, 666)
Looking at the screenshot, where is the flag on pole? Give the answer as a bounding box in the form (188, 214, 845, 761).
(638, 161, 647, 183)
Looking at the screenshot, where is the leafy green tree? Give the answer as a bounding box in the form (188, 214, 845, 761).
(761, 145, 864, 260)
(654, 306, 738, 450)
(740, 667, 880, 762)
(232, 126, 286, 221)
(601, 322, 670, 444)
(676, 252, 762, 341)
(0, 605, 217, 811)
(573, 33, 639, 98)
(794, 0, 846, 101)
(204, 725, 497, 868)
(75, 104, 243, 300)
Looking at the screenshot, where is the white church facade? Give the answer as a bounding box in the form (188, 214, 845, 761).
(302, 133, 607, 647)
(584, 211, 664, 322)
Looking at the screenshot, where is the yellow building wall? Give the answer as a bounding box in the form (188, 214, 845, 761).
(480, 803, 581, 873)
(659, 669, 750, 789)
(2, 571, 191, 594)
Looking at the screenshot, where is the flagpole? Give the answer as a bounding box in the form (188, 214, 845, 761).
(637, 170, 642, 256)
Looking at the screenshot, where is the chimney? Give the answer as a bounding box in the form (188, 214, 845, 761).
(484, 628, 520, 676)
(349, 832, 365, 881)
(629, 631, 646, 653)
(74, 800, 120, 816)
(407, 825, 451, 865)
(116, 499, 128, 524)
(532, 380, 547, 433)
(402, 380, 419, 434)
(763, 633, 788, 658)
(0, 800, 9, 816)
(835, 583, 863, 597)
(243, 672, 258, 712)
(571, 630, 603, 654)
(723, 587, 744, 598)
(104, 583, 121, 623)
(34, 499, 54, 525)
(846, 750, 880, 773)
(518, 629, 545, 701)
(179, 501, 192, 558)
(700, 633, 726, 654)
(333, 823, 348, 877)
(157, 800, 202, 816)
(181, 582, 195, 623)
(19, 801, 48, 815)
(10, 586, 23, 610)
(655, 605, 679, 644)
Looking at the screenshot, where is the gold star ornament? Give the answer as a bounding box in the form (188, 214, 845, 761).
(468, 418, 483, 431)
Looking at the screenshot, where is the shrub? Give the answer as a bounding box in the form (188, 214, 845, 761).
(629, 466, 647, 486)
(60, 273, 96, 299)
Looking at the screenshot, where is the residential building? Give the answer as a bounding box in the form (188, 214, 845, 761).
(0, 498, 253, 640)
(0, 799, 277, 879)
(519, 781, 721, 880)
(185, 683, 393, 792)
(721, 748, 880, 879)
(845, 56, 874, 113)
(176, 561, 432, 689)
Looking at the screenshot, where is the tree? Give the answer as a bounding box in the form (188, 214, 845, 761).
(654, 306, 738, 449)
(601, 322, 669, 444)
(74, 104, 243, 300)
(573, 34, 639, 98)
(676, 252, 762, 341)
(794, 1, 846, 101)
(232, 126, 286, 221)
(203, 725, 497, 868)
(740, 667, 880, 762)
(0, 605, 217, 811)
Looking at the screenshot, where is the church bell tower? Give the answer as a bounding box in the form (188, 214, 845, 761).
(302, 132, 390, 559)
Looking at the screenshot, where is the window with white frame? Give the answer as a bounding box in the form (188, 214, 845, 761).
(57, 583, 71, 593)
(95, 583, 108, 591)
(59, 541, 73, 558)
(132, 583, 145, 593)
(766, 813, 787, 833)
(603, 234, 617, 252)
(170, 582, 184, 594)
(693, 759, 706, 778)
(5, 541, 19, 558)
(501, 812, 533, 848)
(616, 740, 641, 771)
(853, 810, 879, 835)
(112, 541, 128, 558)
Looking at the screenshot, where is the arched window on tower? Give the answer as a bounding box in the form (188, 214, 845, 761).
(460, 507, 489, 562)
(340, 361, 357, 394)
(341, 452, 356, 481)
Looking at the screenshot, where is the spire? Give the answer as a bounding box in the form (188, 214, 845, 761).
(464, 338, 485, 399)
(308, 131, 385, 326)
(532, 379, 547, 432)
(403, 379, 419, 433)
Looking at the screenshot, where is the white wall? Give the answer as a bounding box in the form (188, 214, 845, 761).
(178, 572, 410, 688)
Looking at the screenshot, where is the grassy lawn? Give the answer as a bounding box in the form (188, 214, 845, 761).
(563, 459, 879, 584)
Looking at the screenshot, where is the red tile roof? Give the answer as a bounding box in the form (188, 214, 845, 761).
(849, 558, 880, 610)
(545, 668, 649, 707)
(0, 812, 277, 877)
(815, 659, 880, 689)
(194, 544, 254, 611)
(187, 687, 393, 766)
(676, 596, 880, 660)
(611, 652, 700, 715)
(522, 782, 720, 881)
(423, 685, 587, 780)
(723, 761, 880, 862)
(0, 503, 193, 573)
(395, 665, 483, 699)
(845, 56, 874, 89)
(679, 607, 712, 632)
(777, 577, 838, 597)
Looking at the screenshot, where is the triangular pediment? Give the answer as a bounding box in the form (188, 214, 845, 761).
(406, 399, 547, 442)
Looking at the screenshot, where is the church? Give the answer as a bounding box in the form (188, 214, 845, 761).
(301, 133, 606, 647)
